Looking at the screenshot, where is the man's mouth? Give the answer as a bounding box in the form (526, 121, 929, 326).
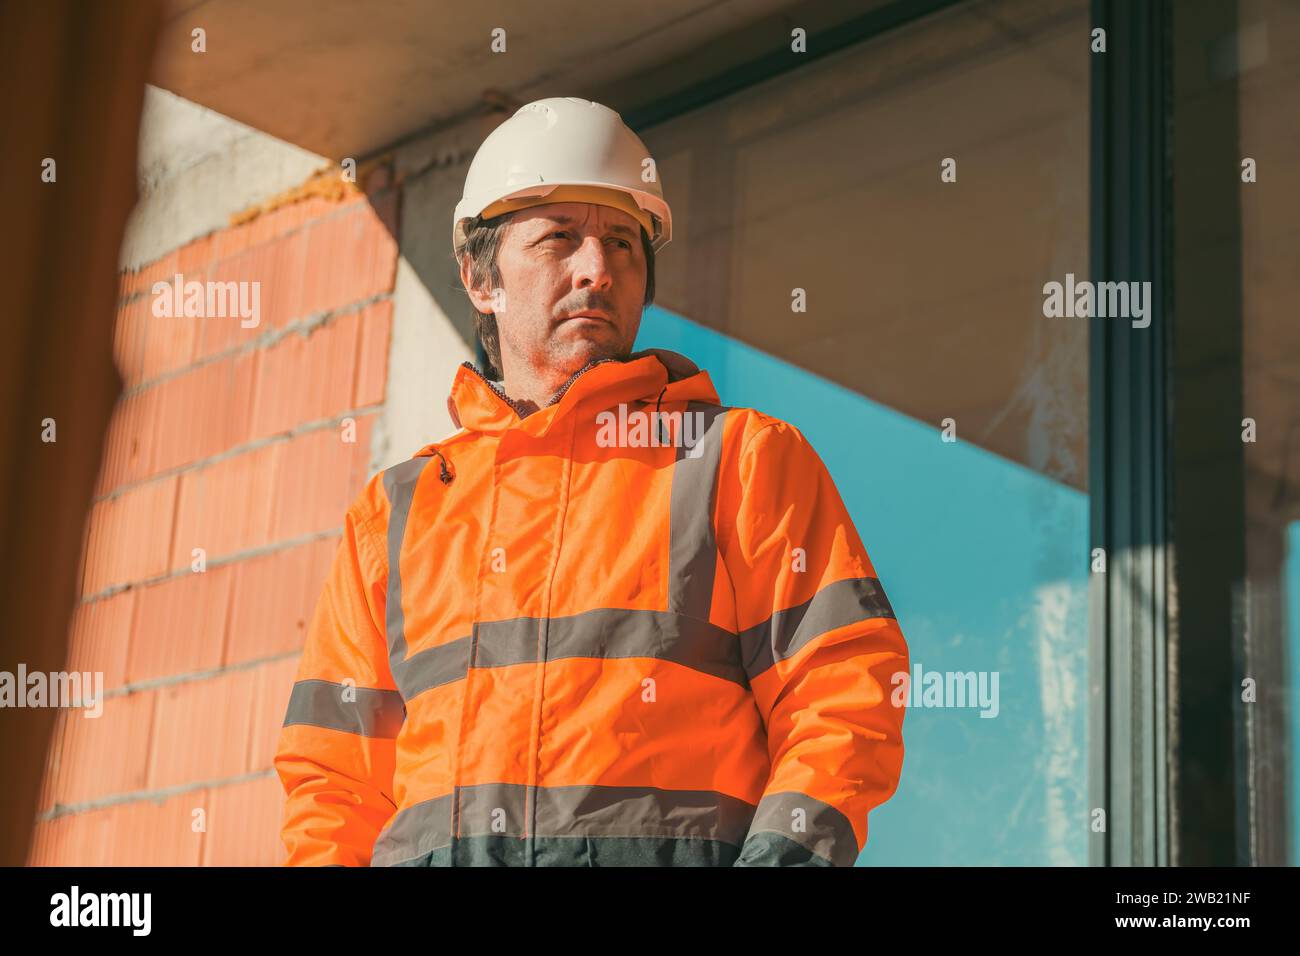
(559, 312, 614, 327)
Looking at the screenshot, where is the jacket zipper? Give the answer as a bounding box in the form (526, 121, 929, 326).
(458, 356, 619, 867)
(543, 357, 621, 407)
(459, 357, 620, 417)
(459, 361, 534, 418)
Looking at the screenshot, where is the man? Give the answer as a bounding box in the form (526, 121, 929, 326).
(274, 96, 909, 867)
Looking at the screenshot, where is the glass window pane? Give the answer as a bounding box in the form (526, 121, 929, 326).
(639, 0, 1091, 865)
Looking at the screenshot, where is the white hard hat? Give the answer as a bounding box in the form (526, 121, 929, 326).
(452, 96, 672, 257)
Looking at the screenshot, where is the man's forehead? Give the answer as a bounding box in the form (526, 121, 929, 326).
(519, 202, 640, 237)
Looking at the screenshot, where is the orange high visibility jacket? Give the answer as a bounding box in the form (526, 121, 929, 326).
(274, 348, 908, 866)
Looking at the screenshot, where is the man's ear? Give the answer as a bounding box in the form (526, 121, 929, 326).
(459, 254, 498, 314)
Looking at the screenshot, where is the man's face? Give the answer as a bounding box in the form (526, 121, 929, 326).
(465, 201, 647, 381)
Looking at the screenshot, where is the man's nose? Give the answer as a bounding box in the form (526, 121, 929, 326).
(572, 236, 614, 289)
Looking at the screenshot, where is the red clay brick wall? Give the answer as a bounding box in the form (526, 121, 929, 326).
(27, 175, 398, 865)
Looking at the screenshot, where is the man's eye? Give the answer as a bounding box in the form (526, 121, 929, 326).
(543, 232, 630, 248)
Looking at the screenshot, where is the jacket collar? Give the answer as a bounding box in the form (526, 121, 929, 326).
(445, 348, 720, 439)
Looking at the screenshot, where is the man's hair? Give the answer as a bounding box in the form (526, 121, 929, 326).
(458, 211, 657, 379)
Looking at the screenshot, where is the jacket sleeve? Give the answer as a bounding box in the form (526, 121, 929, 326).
(727, 420, 909, 866)
(273, 503, 403, 866)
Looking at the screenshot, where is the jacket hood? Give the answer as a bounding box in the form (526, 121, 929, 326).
(417, 348, 720, 461)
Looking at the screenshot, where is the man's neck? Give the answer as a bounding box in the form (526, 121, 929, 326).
(500, 374, 561, 410)
(498, 356, 610, 413)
